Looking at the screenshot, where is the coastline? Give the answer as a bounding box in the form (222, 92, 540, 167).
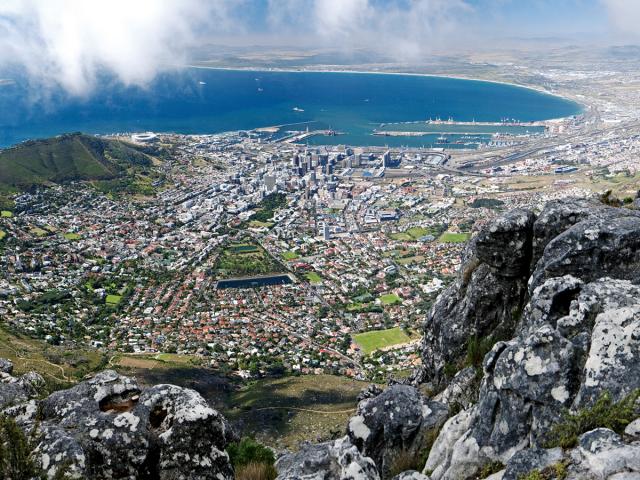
(186, 64, 585, 117)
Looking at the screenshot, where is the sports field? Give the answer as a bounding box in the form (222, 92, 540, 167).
(106, 294, 122, 305)
(379, 293, 401, 305)
(353, 327, 411, 355)
(438, 232, 471, 243)
(305, 272, 322, 284)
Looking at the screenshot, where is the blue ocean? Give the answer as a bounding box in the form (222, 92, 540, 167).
(0, 69, 581, 148)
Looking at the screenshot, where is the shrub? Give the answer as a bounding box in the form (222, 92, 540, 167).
(227, 437, 275, 469)
(0, 415, 39, 479)
(466, 335, 497, 369)
(544, 389, 640, 449)
(518, 460, 569, 480)
(478, 460, 504, 478)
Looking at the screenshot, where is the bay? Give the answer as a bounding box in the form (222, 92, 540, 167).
(0, 69, 581, 148)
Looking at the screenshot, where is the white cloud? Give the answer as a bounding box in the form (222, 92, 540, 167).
(0, 0, 241, 95)
(265, 0, 476, 60)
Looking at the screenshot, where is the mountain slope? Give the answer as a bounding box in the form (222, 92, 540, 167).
(0, 133, 151, 189)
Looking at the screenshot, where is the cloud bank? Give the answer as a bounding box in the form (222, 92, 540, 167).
(0, 0, 243, 95)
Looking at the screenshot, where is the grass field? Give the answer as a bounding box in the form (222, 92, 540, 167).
(1, 210, 12, 218)
(63, 232, 81, 240)
(225, 375, 367, 450)
(390, 226, 439, 242)
(0, 326, 106, 385)
(353, 327, 411, 355)
(248, 220, 274, 228)
(305, 272, 322, 284)
(0, 230, 5, 240)
(106, 294, 122, 305)
(282, 251, 299, 261)
(30, 227, 49, 237)
(379, 293, 402, 305)
(396, 255, 425, 265)
(438, 232, 471, 243)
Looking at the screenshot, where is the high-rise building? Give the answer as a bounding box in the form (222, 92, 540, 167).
(264, 175, 276, 192)
(382, 150, 391, 168)
(322, 223, 331, 240)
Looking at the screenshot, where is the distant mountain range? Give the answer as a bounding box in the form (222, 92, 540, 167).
(0, 133, 151, 191)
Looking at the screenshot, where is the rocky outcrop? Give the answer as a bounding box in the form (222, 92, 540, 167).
(0, 361, 45, 409)
(347, 385, 447, 478)
(275, 436, 380, 480)
(1, 369, 234, 479)
(421, 210, 534, 383)
(423, 275, 640, 479)
(416, 198, 640, 480)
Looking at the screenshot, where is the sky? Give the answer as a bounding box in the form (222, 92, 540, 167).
(0, 0, 638, 95)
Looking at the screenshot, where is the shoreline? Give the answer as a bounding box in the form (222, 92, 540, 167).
(187, 64, 585, 118)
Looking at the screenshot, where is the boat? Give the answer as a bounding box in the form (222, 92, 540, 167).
(293, 107, 304, 112)
(198, 81, 206, 85)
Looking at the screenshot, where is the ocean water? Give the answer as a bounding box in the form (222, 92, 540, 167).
(0, 69, 581, 148)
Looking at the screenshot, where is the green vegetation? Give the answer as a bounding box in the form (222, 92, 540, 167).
(305, 272, 322, 284)
(379, 293, 402, 305)
(230, 244, 260, 254)
(438, 231, 471, 243)
(0, 415, 40, 480)
(0, 230, 5, 241)
(396, 255, 425, 265)
(30, 227, 48, 237)
(478, 461, 505, 478)
(466, 335, 499, 369)
(63, 232, 81, 241)
(544, 389, 640, 449)
(224, 375, 366, 450)
(227, 438, 277, 480)
(248, 193, 287, 224)
(354, 327, 411, 355)
(17, 290, 72, 314)
(0, 325, 108, 386)
(470, 198, 505, 209)
(0, 133, 151, 190)
(248, 220, 274, 229)
(105, 294, 122, 305)
(214, 241, 283, 278)
(390, 225, 444, 242)
(0, 210, 12, 218)
(518, 461, 568, 480)
(282, 251, 299, 261)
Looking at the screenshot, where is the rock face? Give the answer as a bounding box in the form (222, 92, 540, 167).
(347, 385, 447, 478)
(275, 436, 380, 480)
(0, 364, 45, 409)
(1, 369, 234, 480)
(420, 210, 535, 384)
(420, 199, 640, 385)
(418, 198, 640, 480)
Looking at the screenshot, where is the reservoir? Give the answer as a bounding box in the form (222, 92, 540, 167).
(216, 273, 294, 290)
(0, 69, 581, 148)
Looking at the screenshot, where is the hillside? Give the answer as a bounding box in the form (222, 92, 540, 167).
(0, 133, 151, 190)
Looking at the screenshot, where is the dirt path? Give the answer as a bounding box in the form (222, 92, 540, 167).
(248, 406, 356, 415)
